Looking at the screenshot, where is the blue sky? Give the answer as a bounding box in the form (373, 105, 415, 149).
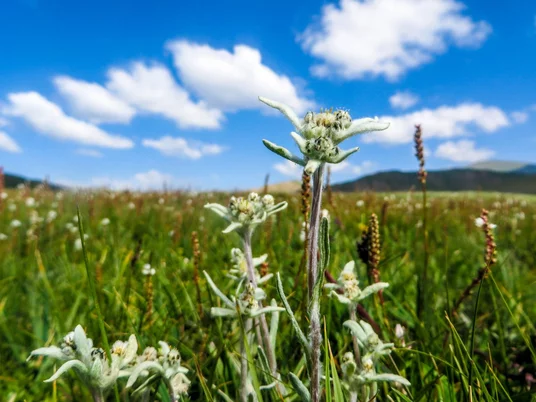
(0, 0, 534, 190)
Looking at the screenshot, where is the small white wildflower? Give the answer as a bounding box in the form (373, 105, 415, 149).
(0, 233, 8, 240)
(74, 234, 89, 251)
(321, 209, 330, 219)
(10, 219, 21, 228)
(25, 197, 36, 207)
(128, 202, 136, 210)
(142, 264, 156, 276)
(356, 200, 364, 207)
(199, 216, 205, 223)
(8, 203, 16, 211)
(474, 217, 485, 227)
(186, 199, 192, 206)
(1, 192, 7, 200)
(158, 198, 165, 205)
(100, 218, 110, 226)
(395, 324, 406, 339)
(168, 230, 175, 237)
(47, 210, 58, 222)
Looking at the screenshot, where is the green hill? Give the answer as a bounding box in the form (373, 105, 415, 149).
(332, 168, 536, 194)
(4, 172, 62, 190)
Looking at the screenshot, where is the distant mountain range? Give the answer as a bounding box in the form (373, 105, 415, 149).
(4, 160, 536, 194)
(332, 169, 536, 194)
(468, 160, 536, 174)
(3, 172, 63, 190)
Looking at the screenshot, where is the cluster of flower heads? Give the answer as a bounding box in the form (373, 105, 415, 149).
(228, 248, 271, 284)
(259, 97, 390, 175)
(204, 271, 284, 319)
(28, 325, 190, 400)
(205, 192, 287, 234)
(324, 261, 388, 305)
(341, 320, 410, 391)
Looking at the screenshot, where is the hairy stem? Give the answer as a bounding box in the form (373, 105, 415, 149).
(90, 388, 104, 402)
(243, 231, 279, 386)
(307, 164, 325, 402)
(307, 166, 325, 299)
(240, 318, 251, 402)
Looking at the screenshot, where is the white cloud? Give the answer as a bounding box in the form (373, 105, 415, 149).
(142, 136, 225, 159)
(389, 91, 419, 110)
(167, 40, 315, 114)
(274, 160, 375, 178)
(329, 160, 375, 176)
(0, 117, 8, 127)
(364, 103, 509, 144)
(510, 111, 528, 124)
(274, 160, 303, 178)
(54, 76, 136, 124)
(300, 0, 491, 80)
(3, 92, 134, 149)
(0, 131, 21, 153)
(59, 170, 180, 191)
(76, 148, 103, 158)
(435, 140, 494, 162)
(106, 62, 223, 129)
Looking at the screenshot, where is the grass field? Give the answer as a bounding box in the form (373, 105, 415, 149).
(1, 187, 535, 401)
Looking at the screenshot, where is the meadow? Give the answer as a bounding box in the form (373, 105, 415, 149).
(1, 184, 535, 401)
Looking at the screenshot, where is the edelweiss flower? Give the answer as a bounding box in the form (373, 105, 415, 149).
(343, 320, 394, 359)
(324, 261, 389, 305)
(28, 325, 137, 394)
(204, 271, 284, 319)
(126, 341, 190, 400)
(228, 248, 272, 284)
(341, 352, 410, 390)
(259, 97, 390, 175)
(205, 192, 287, 235)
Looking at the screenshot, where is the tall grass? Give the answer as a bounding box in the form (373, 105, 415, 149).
(1, 186, 535, 400)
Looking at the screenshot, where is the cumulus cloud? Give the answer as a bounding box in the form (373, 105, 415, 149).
(510, 111, 528, 124)
(59, 170, 180, 191)
(435, 140, 494, 162)
(330, 160, 375, 176)
(3, 92, 134, 149)
(54, 76, 136, 124)
(364, 103, 509, 144)
(274, 160, 303, 178)
(0, 131, 21, 153)
(300, 0, 491, 80)
(167, 41, 315, 114)
(142, 136, 226, 159)
(274, 159, 375, 178)
(389, 91, 419, 110)
(76, 148, 103, 158)
(106, 62, 223, 129)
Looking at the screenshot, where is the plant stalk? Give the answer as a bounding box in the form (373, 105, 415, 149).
(243, 231, 279, 387)
(307, 164, 325, 402)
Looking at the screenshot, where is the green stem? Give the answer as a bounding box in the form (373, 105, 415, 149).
(77, 208, 120, 402)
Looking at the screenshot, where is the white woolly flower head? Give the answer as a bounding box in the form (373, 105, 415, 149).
(205, 192, 287, 235)
(259, 97, 389, 175)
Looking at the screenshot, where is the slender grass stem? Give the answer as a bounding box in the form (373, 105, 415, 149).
(76, 207, 120, 402)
